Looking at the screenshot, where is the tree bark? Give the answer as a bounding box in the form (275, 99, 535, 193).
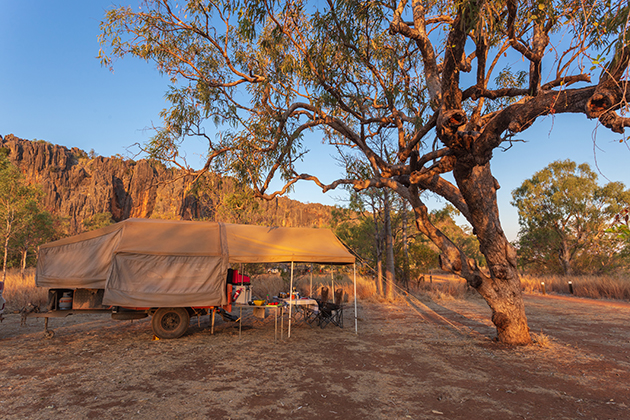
(383, 190, 396, 300)
(559, 236, 572, 276)
(454, 163, 531, 345)
(2, 218, 11, 283)
(402, 201, 410, 291)
(21, 249, 27, 279)
(2, 232, 9, 283)
(371, 202, 383, 296)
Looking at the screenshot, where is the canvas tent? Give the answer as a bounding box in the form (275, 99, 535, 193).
(36, 219, 355, 315)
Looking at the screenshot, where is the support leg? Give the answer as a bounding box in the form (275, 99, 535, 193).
(43, 317, 54, 339)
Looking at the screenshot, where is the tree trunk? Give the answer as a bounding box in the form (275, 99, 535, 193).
(2, 217, 12, 283)
(21, 249, 28, 279)
(371, 202, 383, 296)
(376, 258, 383, 297)
(2, 232, 9, 283)
(558, 236, 572, 276)
(402, 201, 410, 291)
(383, 190, 396, 300)
(454, 163, 531, 345)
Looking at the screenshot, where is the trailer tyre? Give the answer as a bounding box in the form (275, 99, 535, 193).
(152, 307, 190, 339)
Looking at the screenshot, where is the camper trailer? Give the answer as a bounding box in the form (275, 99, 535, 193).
(32, 219, 354, 339)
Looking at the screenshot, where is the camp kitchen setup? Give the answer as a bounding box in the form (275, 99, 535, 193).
(30, 218, 357, 340)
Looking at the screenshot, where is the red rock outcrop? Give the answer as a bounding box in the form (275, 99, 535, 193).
(1, 134, 211, 233)
(1, 134, 336, 234)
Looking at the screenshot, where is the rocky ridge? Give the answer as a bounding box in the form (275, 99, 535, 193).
(1, 134, 336, 234)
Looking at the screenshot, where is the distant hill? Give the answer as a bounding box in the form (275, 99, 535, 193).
(0, 134, 339, 234)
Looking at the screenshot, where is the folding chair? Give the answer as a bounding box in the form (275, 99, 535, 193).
(316, 288, 344, 329)
(304, 286, 328, 326)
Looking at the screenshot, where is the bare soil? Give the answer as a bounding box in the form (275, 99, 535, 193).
(1, 293, 629, 419)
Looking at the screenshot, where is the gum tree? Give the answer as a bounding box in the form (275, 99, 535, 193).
(512, 160, 630, 275)
(100, 0, 630, 344)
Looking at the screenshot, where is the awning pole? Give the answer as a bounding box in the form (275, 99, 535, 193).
(310, 264, 313, 297)
(331, 268, 334, 298)
(288, 261, 294, 338)
(354, 263, 358, 334)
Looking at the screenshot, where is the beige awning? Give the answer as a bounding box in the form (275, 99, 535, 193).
(224, 223, 354, 264)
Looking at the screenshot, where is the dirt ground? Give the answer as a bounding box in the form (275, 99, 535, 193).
(1, 293, 629, 420)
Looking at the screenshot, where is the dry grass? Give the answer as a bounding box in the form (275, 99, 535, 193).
(410, 272, 630, 303)
(2, 268, 48, 312)
(415, 281, 477, 301)
(408, 274, 479, 301)
(520, 274, 630, 301)
(10, 265, 625, 315)
(251, 271, 478, 303)
(531, 331, 554, 348)
(250, 273, 377, 303)
(1, 268, 378, 313)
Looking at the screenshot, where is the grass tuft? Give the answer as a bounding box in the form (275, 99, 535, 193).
(531, 331, 554, 348)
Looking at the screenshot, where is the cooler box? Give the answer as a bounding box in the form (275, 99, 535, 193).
(227, 269, 251, 285)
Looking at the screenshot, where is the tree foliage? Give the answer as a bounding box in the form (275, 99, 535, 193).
(512, 160, 630, 275)
(0, 155, 55, 280)
(100, 0, 630, 344)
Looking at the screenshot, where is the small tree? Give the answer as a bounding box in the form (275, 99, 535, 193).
(512, 160, 630, 275)
(0, 156, 38, 282)
(12, 201, 56, 277)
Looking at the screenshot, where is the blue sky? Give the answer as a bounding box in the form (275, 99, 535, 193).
(1, 1, 628, 241)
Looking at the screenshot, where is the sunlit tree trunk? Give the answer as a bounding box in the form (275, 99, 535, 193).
(21, 249, 28, 279)
(454, 163, 531, 345)
(383, 190, 396, 300)
(370, 198, 384, 296)
(2, 219, 10, 283)
(401, 201, 410, 291)
(559, 236, 573, 276)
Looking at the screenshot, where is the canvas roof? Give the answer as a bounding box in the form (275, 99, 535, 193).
(223, 223, 355, 264)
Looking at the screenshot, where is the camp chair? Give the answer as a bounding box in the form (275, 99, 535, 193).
(315, 288, 344, 329)
(304, 286, 328, 326)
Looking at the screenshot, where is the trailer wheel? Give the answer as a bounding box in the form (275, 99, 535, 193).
(152, 308, 190, 339)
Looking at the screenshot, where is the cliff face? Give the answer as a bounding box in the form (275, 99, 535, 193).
(0, 134, 336, 234)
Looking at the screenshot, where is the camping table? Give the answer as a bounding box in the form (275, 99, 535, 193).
(283, 298, 318, 318)
(233, 304, 283, 343)
(283, 298, 318, 335)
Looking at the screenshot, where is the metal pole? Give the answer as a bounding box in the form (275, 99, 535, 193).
(331, 268, 334, 298)
(281, 305, 284, 340)
(289, 261, 294, 338)
(310, 264, 313, 297)
(354, 263, 358, 334)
